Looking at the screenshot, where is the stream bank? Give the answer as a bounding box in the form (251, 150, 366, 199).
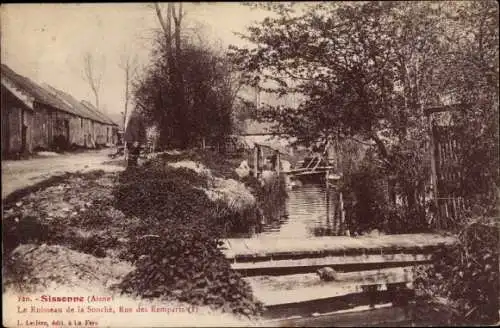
(3, 149, 288, 325)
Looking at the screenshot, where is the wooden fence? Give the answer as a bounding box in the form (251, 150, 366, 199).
(431, 117, 466, 229)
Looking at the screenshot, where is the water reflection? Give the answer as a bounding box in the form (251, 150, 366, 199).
(258, 183, 343, 238)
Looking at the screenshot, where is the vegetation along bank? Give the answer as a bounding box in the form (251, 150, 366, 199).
(3, 149, 289, 323)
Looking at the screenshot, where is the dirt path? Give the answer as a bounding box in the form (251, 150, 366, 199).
(2, 149, 124, 199)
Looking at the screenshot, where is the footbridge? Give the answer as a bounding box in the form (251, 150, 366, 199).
(220, 233, 457, 326)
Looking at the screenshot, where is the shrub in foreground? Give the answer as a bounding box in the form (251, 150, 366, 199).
(415, 220, 499, 325)
(119, 226, 263, 316)
(113, 164, 264, 316)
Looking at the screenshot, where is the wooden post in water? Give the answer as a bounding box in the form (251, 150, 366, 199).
(325, 180, 331, 235)
(253, 146, 259, 177)
(259, 146, 264, 172)
(339, 191, 347, 236)
(325, 169, 329, 190)
(275, 150, 281, 175)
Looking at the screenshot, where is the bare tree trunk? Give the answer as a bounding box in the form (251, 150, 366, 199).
(155, 3, 175, 149)
(82, 52, 104, 110)
(124, 68, 128, 128)
(172, 2, 188, 148)
(94, 91, 100, 111)
(119, 54, 137, 131)
(155, 3, 172, 49)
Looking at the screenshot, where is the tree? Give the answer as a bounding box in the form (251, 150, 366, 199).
(82, 52, 105, 110)
(133, 3, 244, 149)
(119, 52, 138, 129)
(230, 1, 498, 227)
(153, 2, 189, 148)
(232, 2, 444, 146)
(132, 28, 239, 149)
(435, 1, 499, 214)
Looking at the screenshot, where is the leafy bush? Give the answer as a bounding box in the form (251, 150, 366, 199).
(114, 165, 211, 221)
(341, 149, 431, 235)
(415, 219, 499, 325)
(342, 166, 391, 234)
(119, 227, 263, 316)
(113, 163, 264, 316)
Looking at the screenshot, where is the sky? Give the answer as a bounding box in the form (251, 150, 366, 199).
(1, 3, 271, 125)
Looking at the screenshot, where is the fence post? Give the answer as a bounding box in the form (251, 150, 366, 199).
(427, 110, 440, 227)
(325, 169, 329, 190)
(253, 146, 259, 177)
(259, 146, 264, 172)
(275, 150, 281, 175)
(339, 191, 347, 236)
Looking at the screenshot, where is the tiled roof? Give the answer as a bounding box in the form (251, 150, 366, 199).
(1, 64, 78, 116)
(1, 64, 117, 126)
(80, 100, 118, 126)
(42, 84, 102, 122)
(46, 85, 117, 126)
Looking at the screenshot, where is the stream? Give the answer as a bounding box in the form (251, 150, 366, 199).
(258, 182, 345, 238)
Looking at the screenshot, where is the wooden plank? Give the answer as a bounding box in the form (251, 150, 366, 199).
(287, 166, 336, 173)
(251, 267, 428, 321)
(267, 304, 413, 327)
(221, 234, 456, 260)
(246, 267, 417, 299)
(231, 254, 432, 276)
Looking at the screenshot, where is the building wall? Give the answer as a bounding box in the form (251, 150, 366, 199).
(2, 78, 118, 154)
(1, 89, 34, 155)
(23, 108, 34, 153)
(7, 106, 23, 153)
(50, 110, 76, 149)
(2, 98, 117, 155)
(32, 104, 91, 150)
(32, 104, 87, 150)
(72, 117, 118, 148)
(93, 122, 117, 146)
(112, 126, 119, 144)
(106, 126, 112, 144)
(94, 122, 107, 145)
(68, 116, 85, 147)
(82, 118, 95, 148)
(32, 104, 51, 150)
(1, 105, 9, 154)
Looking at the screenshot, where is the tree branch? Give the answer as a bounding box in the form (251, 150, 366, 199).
(82, 52, 103, 109)
(154, 3, 169, 36)
(349, 136, 375, 146)
(370, 131, 390, 159)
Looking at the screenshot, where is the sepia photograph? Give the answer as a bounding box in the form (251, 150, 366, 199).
(1, 2, 499, 327)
